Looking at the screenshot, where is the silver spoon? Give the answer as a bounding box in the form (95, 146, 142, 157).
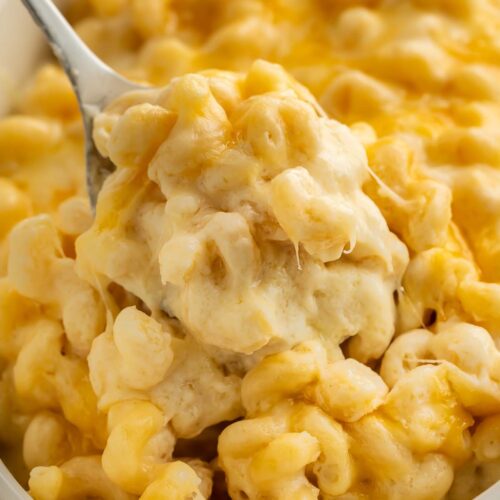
(20, 0, 145, 210)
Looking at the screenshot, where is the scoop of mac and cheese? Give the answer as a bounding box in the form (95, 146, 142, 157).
(80, 61, 407, 367)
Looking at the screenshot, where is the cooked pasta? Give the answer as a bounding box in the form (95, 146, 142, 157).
(1, 0, 500, 498)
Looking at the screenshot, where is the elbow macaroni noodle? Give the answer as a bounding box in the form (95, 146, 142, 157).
(1, 0, 500, 498)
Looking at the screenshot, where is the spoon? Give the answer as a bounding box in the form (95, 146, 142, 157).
(20, 0, 145, 210)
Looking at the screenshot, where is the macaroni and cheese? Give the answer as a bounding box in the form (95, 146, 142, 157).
(1, 0, 500, 499)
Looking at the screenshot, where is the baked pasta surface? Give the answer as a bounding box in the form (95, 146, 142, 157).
(1, 1, 500, 499)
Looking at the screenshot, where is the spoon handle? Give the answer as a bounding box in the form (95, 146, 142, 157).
(20, 0, 137, 108)
(20, 0, 146, 211)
